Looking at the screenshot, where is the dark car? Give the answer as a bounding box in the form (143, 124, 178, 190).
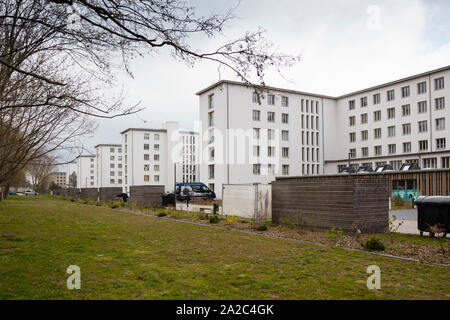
(175, 182, 215, 200)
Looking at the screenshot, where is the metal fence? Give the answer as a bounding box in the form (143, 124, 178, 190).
(222, 183, 272, 220)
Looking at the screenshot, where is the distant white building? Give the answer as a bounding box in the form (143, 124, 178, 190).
(121, 121, 199, 193)
(196, 66, 450, 198)
(94, 144, 123, 188)
(76, 155, 96, 188)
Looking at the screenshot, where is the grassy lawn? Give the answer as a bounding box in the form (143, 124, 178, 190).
(0, 196, 449, 300)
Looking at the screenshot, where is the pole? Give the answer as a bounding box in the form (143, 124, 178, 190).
(174, 163, 177, 209)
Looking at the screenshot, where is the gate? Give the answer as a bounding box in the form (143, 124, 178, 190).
(222, 183, 272, 220)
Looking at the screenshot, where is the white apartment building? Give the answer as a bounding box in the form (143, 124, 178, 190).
(121, 121, 199, 193)
(75, 155, 96, 188)
(94, 144, 123, 187)
(197, 66, 450, 198)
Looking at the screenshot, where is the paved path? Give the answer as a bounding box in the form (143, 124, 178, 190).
(389, 209, 417, 221)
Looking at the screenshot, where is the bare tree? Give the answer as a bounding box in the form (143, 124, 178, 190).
(28, 154, 56, 193)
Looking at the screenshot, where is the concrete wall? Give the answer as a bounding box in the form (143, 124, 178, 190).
(129, 185, 165, 207)
(271, 176, 389, 233)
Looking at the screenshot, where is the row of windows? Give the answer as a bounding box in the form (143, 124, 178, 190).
(350, 118, 446, 142)
(109, 147, 122, 153)
(143, 144, 160, 151)
(109, 163, 123, 169)
(252, 110, 290, 123)
(252, 146, 290, 158)
(348, 77, 445, 110)
(349, 138, 446, 158)
(341, 156, 450, 171)
(144, 154, 160, 161)
(349, 100, 445, 126)
(109, 171, 123, 177)
(252, 92, 289, 107)
(253, 164, 290, 175)
(109, 155, 123, 161)
(144, 133, 160, 140)
(144, 175, 160, 182)
(143, 165, 160, 172)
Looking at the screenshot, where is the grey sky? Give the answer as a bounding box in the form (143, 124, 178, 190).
(69, 0, 450, 163)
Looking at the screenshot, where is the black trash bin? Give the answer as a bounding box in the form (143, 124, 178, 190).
(414, 196, 450, 237)
(161, 193, 175, 207)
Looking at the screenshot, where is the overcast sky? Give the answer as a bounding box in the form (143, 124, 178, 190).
(71, 0, 450, 162)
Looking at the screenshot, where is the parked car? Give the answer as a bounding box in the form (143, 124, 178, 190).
(24, 190, 38, 196)
(175, 182, 215, 200)
(8, 191, 16, 195)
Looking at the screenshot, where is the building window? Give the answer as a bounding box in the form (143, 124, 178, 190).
(253, 145, 260, 157)
(436, 118, 445, 130)
(144, 133, 150, 140)
(267, 164, 275, 174)
(349, 100, 355, 110)
(110, 163, 115, 169)
(144, 175, 149, 182)
(419, 140, 428, 151)
(401, 86, 410, 98)
(110, 179, 115, 184)
(154, 165, 160, 171)
(436, 138, 446, 150)
(208, 112, 214, 126)
(360, 113, 368, 124)
(387, 107, 395, 119)
(403, 142, 411, 153)
(267, 112, 275, 122)
(154, 154, 160, 161)
(417, 81, 427, 94)
(118, 148, 122, 153)
(435, 77, 444, 90)
(268, 129, 275, 140)
(361, 147, 368, 158)
(349, 149, 356, 158)
(282, 96, 289, 107)
(402, 123, 411, 135)
(361, 96, 367, 107)
(252, 110, 260, 121)
(373, 93, 380, 105)
(252, 92, 260, 103)
(282, 147, 289, 158)
(268, 94, 275, 105)
(154, 175, 160, 182)
(423, 158, 437, 169)
(144, 154, 149, 161)
(373, 111, 381, 122)
(349, 132, 356, 143)
(282, 165, 289, 175)
(418, 120, 428, 133)
(281, 113, 289, 124)
(144, 164, 149, 171)
(374, 128, 381, 139)
(402, 104, 411, 116)
(435, 97, 445, 110)
(154, 134, 160, 141)
(387, 89, 395, 101)
(268, 146, 275, 157)
(144, 144, 149, 150)
(208, 165, 215, 179)
(110, 155, 115, 161)
(442, 157, 450, 169)
(349, 116, 355, 126)
(253, 128, 260, 139)
(388, 126, 396, 137)
(282, 130, 289, 141)
(361, 130, 368, 141)
(388, 144, 396, 155)
(208, 94, 214, 109)
(418, 101, 427, 113)
(253, 164, 261, 175)
(374, 145, 382, 156)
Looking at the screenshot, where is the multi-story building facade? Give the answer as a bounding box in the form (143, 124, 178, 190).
(48, 172, 67, 189)
(197, 66, 450, 198)
(121, 121, 199, 193)
(76, 155, 96, 188)
(95, 144, 123, 187)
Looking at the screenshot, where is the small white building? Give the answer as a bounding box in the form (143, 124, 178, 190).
(76, 155, 96, 188)
(65, 160, 77, 187)
(121, 121, 199, 193)
(94, 144, 123, 188)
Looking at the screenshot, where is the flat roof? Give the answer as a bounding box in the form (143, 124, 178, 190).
(120, 128, 167, 134)
(94, 144, 122, 148)
(196, 65, 450, 99)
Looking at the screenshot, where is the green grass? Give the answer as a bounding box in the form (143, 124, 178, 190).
(0, 196, 449, 300)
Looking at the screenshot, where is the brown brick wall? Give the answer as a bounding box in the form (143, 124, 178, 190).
(271, 176, 389, 233)
(129, 185, 165, 207)
(98, 187, 122, 202)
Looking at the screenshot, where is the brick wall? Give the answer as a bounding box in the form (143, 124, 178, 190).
(129, 185, 165, 207)
(98, 187, 122, 202)
(271, 176, 389, 233)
